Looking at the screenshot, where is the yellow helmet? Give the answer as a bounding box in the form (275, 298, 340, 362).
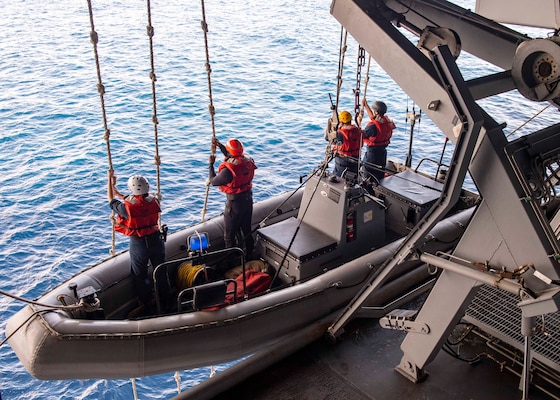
(338, 110, 352, 124)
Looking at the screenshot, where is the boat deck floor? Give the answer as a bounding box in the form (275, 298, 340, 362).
(210, 297, 552, 400)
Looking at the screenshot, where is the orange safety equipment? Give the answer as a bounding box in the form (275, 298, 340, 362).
(218, 156, 257, 195)
(335, 125, 362, 157)
(225, 139, 244, 156)
(363, 116, 395, 147)
(114, 195, 161, 237)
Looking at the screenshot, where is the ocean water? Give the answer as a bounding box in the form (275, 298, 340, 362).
(0, 0, 558, 399)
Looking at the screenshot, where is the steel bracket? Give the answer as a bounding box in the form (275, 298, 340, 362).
(379, 309, 430, 333)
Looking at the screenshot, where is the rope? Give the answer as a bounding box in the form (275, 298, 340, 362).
(506, 104, 552, 138)
(131, 378, 139, 400)
(174, 371, 182, 394)
(0, 288, 93, 349)
(145, 0, 163, 204)
(335, 26, 348, 116)
(357, 53, 373, 179)
(147, 4, 178, 391)
(405, 99, 421, 168)
(88, 0, 164, 254)
(357, 54, 371, 127)
(0, 288, 85, 311)
(252, 151, 334, 231)
(325, 26, 348, 145)
(268, 155, 332, 289)
(0, 309, 50, 348)
(176, 262, 206, 289)
(86, 0, 117, 256)
(200, 0, 218, 222)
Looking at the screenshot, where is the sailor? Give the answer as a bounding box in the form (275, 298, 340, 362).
(330, 110, 362, 178)
(209, 138, 257, 258)
(361, 98, 396, 181)
(107, 170, 165, 311)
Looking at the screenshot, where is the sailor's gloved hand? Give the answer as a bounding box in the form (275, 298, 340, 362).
(209, 154, 216, 164)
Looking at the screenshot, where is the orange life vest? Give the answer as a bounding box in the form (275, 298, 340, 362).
(218, 156, 257, 195)
(114, 195, 161, 237)
(363, 116, 395, 147)
(336, 124, 362, 157)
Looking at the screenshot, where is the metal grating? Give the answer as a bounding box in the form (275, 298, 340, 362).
(464, 284, 560, 372)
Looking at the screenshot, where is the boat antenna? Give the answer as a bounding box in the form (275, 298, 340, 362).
(200, 0, 218, 222)
(86, 0, 118, 255)
(404, 99, 421, 168)
(435, 136, 449, 180)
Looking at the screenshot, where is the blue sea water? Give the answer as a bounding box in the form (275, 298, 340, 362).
(0, 0, 558, 398)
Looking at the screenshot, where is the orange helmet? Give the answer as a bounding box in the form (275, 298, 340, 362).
(226, 139, 244, 156)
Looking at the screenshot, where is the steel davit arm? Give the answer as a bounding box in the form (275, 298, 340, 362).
(327, 42, 483, 338)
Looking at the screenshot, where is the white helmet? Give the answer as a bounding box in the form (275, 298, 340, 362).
(127, 175, 149, 195)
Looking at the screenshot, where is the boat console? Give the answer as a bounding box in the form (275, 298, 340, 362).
(256, 172, 385, 284)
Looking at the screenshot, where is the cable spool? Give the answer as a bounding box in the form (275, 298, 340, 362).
(176, 262, 214, 290)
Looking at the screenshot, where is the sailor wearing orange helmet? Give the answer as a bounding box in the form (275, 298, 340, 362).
(209, 138, 257, 258)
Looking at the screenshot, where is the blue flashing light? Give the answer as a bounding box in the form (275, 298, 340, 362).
(188, 232, 209, 251)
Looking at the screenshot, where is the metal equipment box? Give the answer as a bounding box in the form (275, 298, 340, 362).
(256, 217, 338, 285)
(373, 170, 442, 236)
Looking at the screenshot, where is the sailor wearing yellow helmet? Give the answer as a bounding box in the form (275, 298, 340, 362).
(329, 110, 363, 178)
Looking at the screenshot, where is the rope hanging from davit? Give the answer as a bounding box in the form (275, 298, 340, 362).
(86, 0, 164, 254)
(145, 0, 162, 203)
(200, 0, 218, 222)
(325, 26, 348, 144)
(86, 0, 117, 255)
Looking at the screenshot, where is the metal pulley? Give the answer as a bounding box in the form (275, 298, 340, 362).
(417, 26, 461, 59)
(512, 37, 560, 101)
